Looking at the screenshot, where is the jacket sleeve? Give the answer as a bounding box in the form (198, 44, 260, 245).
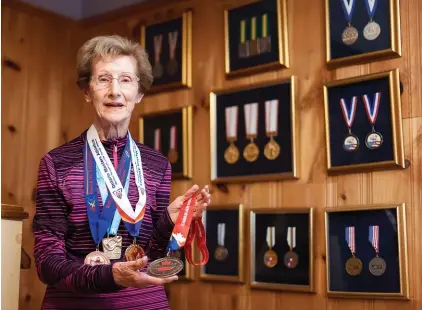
(33, 154, 122, 293)
(147, 160, 174, 260)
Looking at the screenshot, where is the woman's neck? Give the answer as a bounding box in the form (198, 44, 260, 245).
(93, 118, 129, 141)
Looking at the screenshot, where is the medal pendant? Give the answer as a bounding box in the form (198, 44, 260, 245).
(283, 250, 298, 268)
(167, 59, 179, 76)
(264, 138, 280, 160)
(153, 63, 164, 79)
(249, 39, 258, 56)
(363, 21, 381, 41)
(125, 243, 145, 261)
(369, 256, 386, 276)
(343, 134, 359, 152)
(342, 25, 359, 45)
(239, 43, 247, 58)
(365, 131, 383, 150)
(214, 245, 229, 262)
(84, 250, 111, 266)
(345, 256, 363, 276)
(224, 142, 239, 164)
(263, 249, 278, 268)
(102, 235, 123, 260)
(243, 142, 259, 162)
(147, 256, 184, 278)
(168, 148, 178, 164)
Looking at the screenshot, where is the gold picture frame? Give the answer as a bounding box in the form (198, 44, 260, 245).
(224, 0, 289, 77)
(249, 207, 314, 292)
(323, 68, 405, 174)
(139, 106, 193, 179)
(210, 76, 299, 183)
(325, 0, 401, 68)
(200, 204, 245, 283)
(140, 10, 192, 93)
(324, 203, 409, 300)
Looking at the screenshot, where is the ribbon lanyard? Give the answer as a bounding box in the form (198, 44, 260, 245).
(362, 92, 381, 130)
(267, 226, 275, 248)
(369, 225, 379, 255)
(340, 96, 358, 134)
(341, 0, 357, 24)
(365, 0, 378, 20)
(345, 226, 356, 255)
(287, 227, 296, 251)
(185, 216, 209, 266)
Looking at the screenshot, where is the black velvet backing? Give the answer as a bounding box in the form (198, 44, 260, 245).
(328, 0, 392, 60)
(253, 213, 310, 285)
(141, 111, 184, 178)
(215, 81, 293, 179)
(327, 208, 401, 293)
(227, 0, 280, 72)
(327, 76, 395, 167)
(203, 210, 239, 277)
(178, 248, 187, 277)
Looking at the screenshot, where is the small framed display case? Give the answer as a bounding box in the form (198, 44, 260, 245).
(140, 10, 192, 93)
(200, 204, 245, 283)
(210, 76, 299, 183)
(324, 203, 409, 299)
(176, 248, 194, 281)
(139, 106, 193, 179)
(325, 0, 401, 68)
(249, 208, 314, 292)
(323, 68, 404, 174)
(224, 0, 289, 77)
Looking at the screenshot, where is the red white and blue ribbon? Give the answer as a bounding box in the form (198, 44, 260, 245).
(369, 225, 379, 254)
(345, 226, 356, 254)
(341, 0, 357, 23)
(287, 227, 296, 251)
(362, 92, 381, 126)
(364, 0, 378, 19)
(340, 96, 358, 130)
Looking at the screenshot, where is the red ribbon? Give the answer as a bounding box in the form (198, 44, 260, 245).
(185, 217, 209, 265)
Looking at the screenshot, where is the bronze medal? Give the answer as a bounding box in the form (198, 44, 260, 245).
(264, 138, 280, 160)
(264, 249, 278, 268)
(167, 148, 178, 164)
(102, 235, 122, 260)
(363, 21, 381, 41)
(343, 134, 359, 152)
(224, 143, 239, 164)
(153, 63, 163, 79)
(283, 250, 299, 268)
(147, 256, 184, 278)
(243, 142, 259, 162)
(84, 250, 111, 266)
(125, 243, 145, 261)
(345, 256, 363, 276)
(238, 42, 247, 58)
(342, 26, 359, 45)
(214, 246, 229, 262)
(166, 59, 178, 76)
(365, 132, 383, 150)
(369, 256, 386, 276)
(249, 39, 258, 56)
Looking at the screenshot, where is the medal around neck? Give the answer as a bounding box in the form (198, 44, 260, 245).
(84, 249, 111, 266)
(102, 235, 123, 260)
(368, 225, 386, 276)
(243, 102, 260, 162)
(224, 106, 240, 164)
(214, 223, 228, 262)
(283, 227, 298, 268)
(340, 96, 359, 152)
(345, 226, 362, 276)
(341, 0, 359, 45)
(264, 226, 278, 268)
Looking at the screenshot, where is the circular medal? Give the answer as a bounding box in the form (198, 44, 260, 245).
(167, 59, 179, 76)
(264, 139, 280, 160)
(283, 251, 298, 268)
(342, 26, 359, 45)
(167, 148, 178, 164)
(243, 142, 260, 162)
(345, 256, 363, 276)
(365, 132, 383, 150)
(363, 21, 381, 41)
(369, 256, 387, 276)
(343, 134, 359, 152)
(125, 244, 145, 261)
(147, 256, 184, 278)
(263, 249, 278, 268)
(84, 251, 111, 266)
(224, 143, 239, 164)
(214, 246, 229, 262)
(153, 63, 163, 79)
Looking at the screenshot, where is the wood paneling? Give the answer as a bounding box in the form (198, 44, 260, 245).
(2, 0, 422, 310)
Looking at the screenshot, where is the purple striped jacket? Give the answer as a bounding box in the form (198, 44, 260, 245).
(33, 130, 174, 310)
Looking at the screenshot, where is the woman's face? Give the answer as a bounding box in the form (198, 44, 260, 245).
(85, 55, 143, 126)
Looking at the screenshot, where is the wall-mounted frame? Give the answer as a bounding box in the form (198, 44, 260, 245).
(249, 208, 314, 292)
(323, 68, 404, 174)
(210, 76, 299, 183)
(139, 106, 192, 179)
(140, 10, 192, 93)
(224, 0, 289, 77)
(176, 248, 194, 281)
(325, 0, 401, 68)
(324, 203, 409, 299)
(200, 204, 244, 283)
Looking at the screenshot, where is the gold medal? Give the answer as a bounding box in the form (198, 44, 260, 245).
(168, 148, 178, 164)
(263, 249, 278, 268)
(125, 240, 145, 261)
(224, 142, 239, 164)
(345, 256, 363, 276)
(214, 246, 229, 262)
(243, 141, 259, 162)
(264, 137, 280, 160)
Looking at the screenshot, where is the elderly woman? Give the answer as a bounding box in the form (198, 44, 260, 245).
(33, 35, 210, 310)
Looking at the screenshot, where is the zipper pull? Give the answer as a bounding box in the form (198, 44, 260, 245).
(113, 144, 118, 169)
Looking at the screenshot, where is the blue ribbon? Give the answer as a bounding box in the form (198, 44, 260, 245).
(341, 0, 357, 23)
(364, 0, 378, 19)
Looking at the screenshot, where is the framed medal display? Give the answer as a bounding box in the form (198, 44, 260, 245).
(200, 204, 245, 283)
(324, 203, 409, 299)
(139, 106, 192, 179)
(224, 0, 289, 77)
(323, 68, 405, 174)
(139, 10, 192, 93)
(249, 208, 314, 292)
(210, 76, 299, 183)
(173, 248, 194, 281)
(325, 0, 401, 68)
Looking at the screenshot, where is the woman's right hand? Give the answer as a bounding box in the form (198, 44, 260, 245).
(112, 256, 178, 288)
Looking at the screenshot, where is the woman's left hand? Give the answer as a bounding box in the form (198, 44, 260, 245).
(167, 184, 211, 224)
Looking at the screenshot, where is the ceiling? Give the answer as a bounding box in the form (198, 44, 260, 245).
(20, 0, 149, 20)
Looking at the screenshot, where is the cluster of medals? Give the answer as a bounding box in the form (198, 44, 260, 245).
(224, 99, 280, 164)
(345, 225, 386, 276)
(153, 126, 179, 164)
(214, 223, 229, 261)
(341, 0, 381, 45)
(152, 30, 179, 79)
(263, 226, 298, 269)
(340, 92, 383, 152)
(238, 13, 271, 58)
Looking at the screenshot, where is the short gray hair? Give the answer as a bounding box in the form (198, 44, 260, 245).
(76, 35, 153, 94)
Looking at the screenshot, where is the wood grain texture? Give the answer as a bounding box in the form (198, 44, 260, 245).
(2, 0, 422, 309)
